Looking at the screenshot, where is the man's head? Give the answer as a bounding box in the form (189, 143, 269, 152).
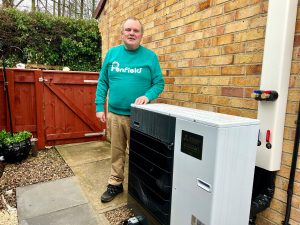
(121, 17, 143, 50)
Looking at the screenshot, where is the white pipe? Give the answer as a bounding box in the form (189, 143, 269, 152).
(256, 0, 298, 171)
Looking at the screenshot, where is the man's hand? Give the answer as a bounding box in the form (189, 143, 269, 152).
(96, 112, 106, 123)
(134, 96, 149, 105)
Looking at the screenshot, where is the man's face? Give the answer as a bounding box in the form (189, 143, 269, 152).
(121, 19, 143, 50)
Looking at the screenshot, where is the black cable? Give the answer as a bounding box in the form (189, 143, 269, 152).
(1, 40, 26, 136)
(1, 40, 15, 136)
(282, 101, 300, 225)
(0, 41, 3, 52)
(1, 58, 14, 136)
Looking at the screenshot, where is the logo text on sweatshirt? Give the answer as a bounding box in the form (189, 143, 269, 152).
(111, 61, 142, 74)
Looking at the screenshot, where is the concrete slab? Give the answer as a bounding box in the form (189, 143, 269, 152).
(71, 157, 129, 214)
(96, 213, 111, 225)
(56, 140, 129, 214)
(56, 141, 111, 167)
(17, 176, 88, 221)
(19, 204, 99, 225)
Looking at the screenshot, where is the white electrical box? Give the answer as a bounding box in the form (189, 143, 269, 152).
(131, 104, 259, 225)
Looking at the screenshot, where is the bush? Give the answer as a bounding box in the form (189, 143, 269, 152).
(0, 9, 101, 71)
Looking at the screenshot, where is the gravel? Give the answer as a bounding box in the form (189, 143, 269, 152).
(0, 148, 74, 210)
(105, 206, 135, 225)
(0, 147, 135, 225)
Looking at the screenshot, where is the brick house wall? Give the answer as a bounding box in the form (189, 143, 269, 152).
(97, 0, 300, 224)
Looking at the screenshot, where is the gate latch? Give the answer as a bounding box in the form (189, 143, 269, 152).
(38, 77, 48, 82)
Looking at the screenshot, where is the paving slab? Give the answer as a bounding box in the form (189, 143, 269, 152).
(53, 140, 130, 224)
(19, 204, 99, 225)
(17, 176, 99, 224)
(56, 141, 129, 214)
(71, 157, 129, 214)
(56, 141, 111, 167)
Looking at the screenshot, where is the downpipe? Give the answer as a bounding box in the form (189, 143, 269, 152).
(282, 101, 300, 225)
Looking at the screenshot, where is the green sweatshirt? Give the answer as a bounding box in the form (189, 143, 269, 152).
(95, 45, 165, 115)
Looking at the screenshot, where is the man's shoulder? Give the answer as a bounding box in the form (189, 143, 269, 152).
(109, 45, 123, 52)
(139, 45, 157, 56)
(104, 45, 123, 59)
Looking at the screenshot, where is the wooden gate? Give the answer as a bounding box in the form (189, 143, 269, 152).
(0, 68, 105, 149)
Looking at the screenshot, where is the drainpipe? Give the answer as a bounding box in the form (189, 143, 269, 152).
(250, 0, 298, 223)
(282, 102, 300, 225)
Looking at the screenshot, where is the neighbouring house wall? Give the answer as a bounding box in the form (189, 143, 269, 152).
(98, 0, 300, 224)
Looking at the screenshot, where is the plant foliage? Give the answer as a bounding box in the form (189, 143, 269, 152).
(0, 8, 101, 71)
(0, 130, 32, 145)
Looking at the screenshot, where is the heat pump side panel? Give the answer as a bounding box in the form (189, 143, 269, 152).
(171, 119, 258, 225)
(211, 124, 258, 225)
(171, 118, 218, 225)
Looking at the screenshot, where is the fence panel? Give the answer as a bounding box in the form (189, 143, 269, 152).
(0, 69, 37, 134)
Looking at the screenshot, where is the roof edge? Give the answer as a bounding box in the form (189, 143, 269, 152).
(94, 0, 107, 19)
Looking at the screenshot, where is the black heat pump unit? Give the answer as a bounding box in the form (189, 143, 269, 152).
(127, 106, 176, 225)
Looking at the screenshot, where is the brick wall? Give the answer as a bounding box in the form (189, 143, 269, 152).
(98, 0, 300, 224)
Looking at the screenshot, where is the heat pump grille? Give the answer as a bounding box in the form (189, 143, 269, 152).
(128, 127, 175, 225)
(128, 171, 170, 225)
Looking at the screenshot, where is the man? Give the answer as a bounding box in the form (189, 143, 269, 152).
(95, 17, 164, 203)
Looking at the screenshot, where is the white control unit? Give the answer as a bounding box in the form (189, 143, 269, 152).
(132, 104, 259, 225)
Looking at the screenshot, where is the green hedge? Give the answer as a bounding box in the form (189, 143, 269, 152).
(0, 9, 101, 71)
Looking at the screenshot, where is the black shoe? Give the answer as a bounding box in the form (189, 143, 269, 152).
(101, 184, 123, 203)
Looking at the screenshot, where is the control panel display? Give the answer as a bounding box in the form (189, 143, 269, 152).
(181, 130, 203, 160)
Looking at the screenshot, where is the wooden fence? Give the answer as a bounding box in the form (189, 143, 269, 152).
(0, 68, 106, 149)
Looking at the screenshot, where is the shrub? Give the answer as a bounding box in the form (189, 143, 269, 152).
(0, 8, 101, 71)
(0, 130, 32, 163)
(0, 130, 32, 145)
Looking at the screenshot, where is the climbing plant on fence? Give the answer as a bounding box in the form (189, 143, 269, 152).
(0, 9, 101, 71)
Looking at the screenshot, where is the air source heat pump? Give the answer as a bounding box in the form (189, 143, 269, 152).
(128, 103, 259, 225)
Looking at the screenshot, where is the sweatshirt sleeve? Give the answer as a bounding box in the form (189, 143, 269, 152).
(144, 53, 165, 101)
(95, 50, 110, 112)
